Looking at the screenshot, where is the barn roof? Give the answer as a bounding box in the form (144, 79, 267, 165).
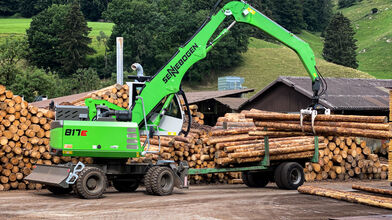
(31, 87, 254, 108)
(240, 76, 392, 111)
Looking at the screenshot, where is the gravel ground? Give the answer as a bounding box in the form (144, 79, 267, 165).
(0, 180, 391, 220)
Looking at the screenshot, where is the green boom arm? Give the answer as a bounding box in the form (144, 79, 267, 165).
(131, 1, 321, 125)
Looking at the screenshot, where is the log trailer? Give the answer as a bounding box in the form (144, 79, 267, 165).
(25, 0, 327, 198)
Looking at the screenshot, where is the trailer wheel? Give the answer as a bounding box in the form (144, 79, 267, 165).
(241, 171, 269, 188)
(47, 185, 73, 195)
(75, 167, 107, 199)
(280, 162, 304, 190)
(113, 180, 139, 192)
(144, 166, 160, 195)
(274, 163, 286, 189)
(150, 167, 174, 196)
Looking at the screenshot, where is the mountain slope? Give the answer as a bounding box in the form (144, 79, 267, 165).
(185, 38, 373, 96)
(338, 0, 392, 78)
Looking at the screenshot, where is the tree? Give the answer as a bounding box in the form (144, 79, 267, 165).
(26, 3, 94, 76)
(0, 0, 19, 16)
(58, 1, 95, 75)
(70, 68, 102, 93)
(80, 0, 110, 21)
(26, 4, 68, 73)
(0, 36, 29, 86)
(303, 0, 333, 32)
(338, 0, 356, 9)
(272, 0, 305, 34)
(10, 67, 66, 102)
(104, 0, 250, 82)
(96, 31, 109, 69)
(322, 13, 358, 69)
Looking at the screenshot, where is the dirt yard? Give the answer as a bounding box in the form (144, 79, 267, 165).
(0, 180, 391, 220)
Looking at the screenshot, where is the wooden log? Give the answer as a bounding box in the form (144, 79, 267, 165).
(247, 112, 387, 123)
(254, 122, 392, 139)
(298, 186, 392, 210)
(209, 127, 256, 136)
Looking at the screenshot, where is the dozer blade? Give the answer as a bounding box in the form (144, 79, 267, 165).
(25, 164, 72, 188)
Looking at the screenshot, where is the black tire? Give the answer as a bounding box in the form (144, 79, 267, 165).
(241, 171, 269, 188)
(150, 167, 174, 196)
(46, 185, 73, 195)
(75, 167, 107, 199)
(113, 180, 139, 192)
(280, 162, 304, 190)
(274, 163, 286, 189)
(144, 166, 160, 195)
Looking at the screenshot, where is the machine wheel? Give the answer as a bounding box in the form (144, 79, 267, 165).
(144, 166, 160, 195)
(75, 167, 107, 199)
(280, 162, 304, 190)
(47, 185, 73, 195)
(113, 179, 139, 192)
(274, 163, 286, 189)
(241, 171, 269, 188)
(150, 167, 174, 196)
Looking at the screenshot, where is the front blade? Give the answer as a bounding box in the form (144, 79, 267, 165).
(24, 164, 71, 188)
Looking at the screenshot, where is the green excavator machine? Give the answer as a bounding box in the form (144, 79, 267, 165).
(25, 0, 327, 198)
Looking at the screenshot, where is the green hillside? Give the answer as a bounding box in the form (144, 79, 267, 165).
(338, 0, 392, 79)
(0, 18, 113, 55)
(185, 38, 373, 96)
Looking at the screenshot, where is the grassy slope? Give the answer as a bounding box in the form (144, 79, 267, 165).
(0, 17, 377, 96)
(0, 18, 114, 55)
(185, 37, 373, 96)
(338, 0, 392, 79)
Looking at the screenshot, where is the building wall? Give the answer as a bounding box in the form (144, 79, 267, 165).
(241, 83, 311, 113)
(195, 100, 233, 126)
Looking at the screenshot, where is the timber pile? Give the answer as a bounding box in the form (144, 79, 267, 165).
(133, 122, 242, 184)
(244, 110, 391, 139)
(71, 84, 129, 108)
(210, 110, 389, 181)
(210, 112, 321, 166)
(0, 85, 92, 191)
(298, 185, 392, 210)
(304, 136, 388, 181)
(181, 103, 205, 125)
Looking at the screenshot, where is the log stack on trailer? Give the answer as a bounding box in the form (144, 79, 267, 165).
(0, 85, 93, 191)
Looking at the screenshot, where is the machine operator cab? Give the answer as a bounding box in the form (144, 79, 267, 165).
(126, 77, 189, 137)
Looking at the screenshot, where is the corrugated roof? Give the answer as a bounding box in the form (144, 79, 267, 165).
(30, 91, 92, 108)
(186, 89, 254, 104)
(214, 97, 248, 110)
(240, 76, 392, 111)
(31, 87, 254, 108)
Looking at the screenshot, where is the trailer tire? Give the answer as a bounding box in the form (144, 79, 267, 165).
(75, 167, 107, 199)
(144, 166, 160, 195)
(113, 180, 139, 192)
(241, 171, 269, 188)
(274, 163, 286, 189)
(47, 185, 73, 195)
(150, 167, 174, 196)
(280, 162, 304, 190)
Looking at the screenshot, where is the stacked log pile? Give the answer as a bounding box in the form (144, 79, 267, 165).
(132, 122, 242, 183)
(71, 84, 129, 108)
(209, 110, 389, 181)
(304, 136, 388, 181)
(244, 111, 391, 139)
(0, 85, 92, 191)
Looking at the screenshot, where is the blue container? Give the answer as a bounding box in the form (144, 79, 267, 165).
(218, 76, 244, 91)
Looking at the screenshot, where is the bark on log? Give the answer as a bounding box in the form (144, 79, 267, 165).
(298, 185, 392, 209)
(246, 112, 387, 123)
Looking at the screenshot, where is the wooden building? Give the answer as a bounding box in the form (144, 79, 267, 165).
(240, 76, 392, 116)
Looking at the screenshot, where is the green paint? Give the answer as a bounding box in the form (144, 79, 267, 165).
(50, 120, 141, 158)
